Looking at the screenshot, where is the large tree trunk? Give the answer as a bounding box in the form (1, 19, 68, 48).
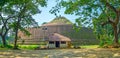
(105, 0, 120, 45)
(13, 28, 18, 49)
(113, 25, 119, 44)
(1, 36, 6, 47)
(0, 28, 9, 47)
(13, 18, 21, 49)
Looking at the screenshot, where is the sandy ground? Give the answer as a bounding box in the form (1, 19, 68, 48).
(0, 48, 120, 58)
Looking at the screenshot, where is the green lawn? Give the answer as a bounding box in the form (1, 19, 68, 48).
(0, 48, 10, 50)
(18, 45, 39, 50)
(0, 44, 99, 50)
(80, 45, 99, 48)
(19, 45, 99, 49)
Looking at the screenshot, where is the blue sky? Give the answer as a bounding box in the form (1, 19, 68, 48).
(32, 0, 78, 26)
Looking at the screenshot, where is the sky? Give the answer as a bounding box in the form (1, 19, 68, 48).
(32, 0, 79, 26)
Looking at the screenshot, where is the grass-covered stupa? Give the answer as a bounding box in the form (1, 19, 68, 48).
(50, 16, 73, 24)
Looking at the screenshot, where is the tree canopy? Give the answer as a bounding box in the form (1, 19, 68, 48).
(0, 0, 47, 48)
(50, 0, 120, 47)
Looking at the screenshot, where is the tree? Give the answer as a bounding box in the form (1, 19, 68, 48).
(50, 0, 120, 46)
(93, 14, 114, 47)
(0, 0, 13, 47)
(7, 0, 47, 49)
(0, 0, 47, 48)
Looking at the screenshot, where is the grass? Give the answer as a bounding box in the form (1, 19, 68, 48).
(80, 45, 99, 48)
(0, 48, 11, 50)
(19, 45, 99, 49)
(0, 44, 43, 50)
(0, 44, 13, 50)
(0, 44, 99, 50)
(18, 45, 39, 50)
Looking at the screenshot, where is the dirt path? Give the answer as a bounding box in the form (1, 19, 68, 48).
(0, 48, 120, 58)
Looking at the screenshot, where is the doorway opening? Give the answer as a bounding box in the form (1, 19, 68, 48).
(55, 41, 60, 48)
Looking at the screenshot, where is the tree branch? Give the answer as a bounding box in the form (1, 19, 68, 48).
(101, 21, 110, 27)
(117, 28, 120, 34)
(105, 1, 117, 13)
(0, 13, 14, 36)
(115, 11, 120, 24)
(105, 1, 119, 25)
(99, 4, 116, 24)
(6, 15, 16, 21)
(1, 26, 4, 35)
(108, 17, 114, 23)
(18, 3, 27, 17)
(0, 13, 5, 23)
(101, 17, 114, 27)
(3, 28, 10, 36)
(117, 21, 120, 34)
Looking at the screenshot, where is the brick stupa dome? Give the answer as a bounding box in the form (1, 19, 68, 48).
(42, 16, 73, 26)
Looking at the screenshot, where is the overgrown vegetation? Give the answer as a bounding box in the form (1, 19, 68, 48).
(62, 27, 95, 39)
(50, 16, 73, 24)
(0, 0, 47, 49)
(51, 0, 120, 48)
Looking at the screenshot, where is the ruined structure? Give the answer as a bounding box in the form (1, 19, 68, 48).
(18, 16, 73, 46)
(18, 16, 97, 47)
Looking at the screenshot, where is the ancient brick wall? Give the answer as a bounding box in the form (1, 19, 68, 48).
(18, 24, 73, 44)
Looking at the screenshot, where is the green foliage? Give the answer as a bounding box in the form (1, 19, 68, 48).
(73, 18, 83, 32)
(19, 26, 31, 36)
(51, 0, 120, 47)
(99, 34, 113, 47)
(0, 44, 13, 49)
(80, 45, 98, 48)
(93, 18, 114, 47)
(0, 0, 47, 48)
(5, 45, 13, 48)
(19, 45, 39, 50)
(50, 16, 73, 24)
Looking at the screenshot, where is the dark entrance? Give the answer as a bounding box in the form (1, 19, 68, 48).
(55, 41, 60, 48)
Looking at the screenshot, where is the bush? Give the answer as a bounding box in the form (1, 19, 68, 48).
(6, 45, 13, 48)
(99, 37, 113, 48)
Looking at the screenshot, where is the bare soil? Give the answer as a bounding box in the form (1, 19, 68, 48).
(0, 48, 120, 58)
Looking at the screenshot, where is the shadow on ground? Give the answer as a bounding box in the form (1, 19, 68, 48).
(0, 48, 120, 58)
